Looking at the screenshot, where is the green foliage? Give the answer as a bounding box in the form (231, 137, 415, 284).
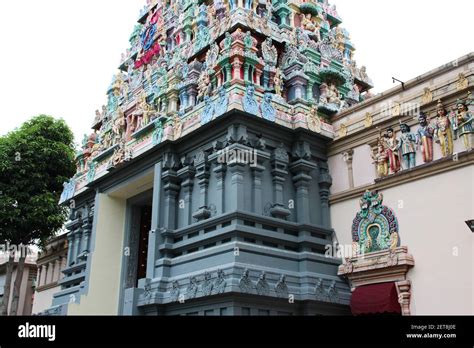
(0, 115, 76, 246)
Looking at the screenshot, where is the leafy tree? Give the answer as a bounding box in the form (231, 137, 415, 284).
(0, 115, 76, 315)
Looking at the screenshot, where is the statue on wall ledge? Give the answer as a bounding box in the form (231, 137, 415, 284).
(416, 112, 435, 163)
(382, 128, 400, 174)
(273, 68, 285, 97)
(371, 139, 389, 178)
(397, 123, 417, 170)
(351, 191, 400, 255)
(433, 99, 454, 157)
(242, 84, 259, 115)
(453, 93, 474, 151)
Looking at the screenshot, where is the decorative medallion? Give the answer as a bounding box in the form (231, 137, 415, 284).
(351, 191, 400, 255)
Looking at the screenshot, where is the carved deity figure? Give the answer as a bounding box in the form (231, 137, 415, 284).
(453, 96, 474, 150)
(301, 13, 316, 32)
(397, 123, 417, 170)
(434, 100, 454, 157)
(112, 108, 127, 144)
(273, 68, 284, 97)
(383, 128, 400, 174)
(416, 112, 435, 163)
(371, 141, 389, 178)
(320, 83, 341, 108)
(197, 69, 211, 102)
(261, 37, 278, 66)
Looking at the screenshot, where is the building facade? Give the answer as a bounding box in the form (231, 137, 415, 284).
(32, 234, 68, 314)
(46, 0, 473, 316)
(0, 254, 37, 316)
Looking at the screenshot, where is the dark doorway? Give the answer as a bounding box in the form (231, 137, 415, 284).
(136, 205, 152, 285)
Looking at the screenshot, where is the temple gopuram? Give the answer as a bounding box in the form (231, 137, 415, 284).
(48, 0, 473, 316)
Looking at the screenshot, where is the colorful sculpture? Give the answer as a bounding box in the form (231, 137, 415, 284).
(434, 100, 454, 157)
(371, 139, 389, 178)
(397, 123, 417, 170)
(351, 191, 400, 255)
(260, 92, 276, 122)
(242, 84, 259, 115)
(383, 128, 400, 174)
(63, 0, 374, 196)
(416, 112, 434, 163)
(453, 94, 473, 151)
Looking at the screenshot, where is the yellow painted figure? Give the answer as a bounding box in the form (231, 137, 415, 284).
(434, 100, 453, 157)
(453, 95, 474, 151)
(371, 142, 389, 178)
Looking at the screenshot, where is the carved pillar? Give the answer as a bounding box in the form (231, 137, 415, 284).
(187, 85, 198, 107)
(80, 204, 94, 258)
(147, 162, 162, 280)
(318, 161, 333, 228)
(290, 160, 315, 224)
(192, 151, 211, 221)
(40, 265, 47, 287)
(177, 157, 196, 226)
(214, 163, 227, 215)
(232, 58, 243, 80)
(306, 81, 314, 102)
(342, 149, 354, 189)
(227, 151, 247, 212)
(53, 259, 61, 282)
(243, 62, 250, 82)
(36, 267, 42, 287)
(162, 154, 181, 231)
(396, 280, 412, 316)
(255, 67, 263, 87)
(225, 64, 232, 82)
(168, 90, 179, 113)
(251, 164, 265, 215)
(270, 145, 291, 219)
(74, 227, 83, 263)
(66, 232, 74, 267)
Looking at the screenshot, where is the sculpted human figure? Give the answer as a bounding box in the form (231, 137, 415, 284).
(383, 128, 400, 174)
(453, 96, 474, 150)
(273, 68, 284, 97)
(433, 100, 454, 157)
(371, 141, 389, 178)
(416, 112, 435, 163)
(397, 123, 417, 170)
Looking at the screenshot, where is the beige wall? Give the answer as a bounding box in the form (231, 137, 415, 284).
(68, 194, 126, 315)
(331, 165, 474, 315)
(32, 286, 60, 314)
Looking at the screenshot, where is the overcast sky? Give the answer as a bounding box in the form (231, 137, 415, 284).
(0, 0, 472, 144)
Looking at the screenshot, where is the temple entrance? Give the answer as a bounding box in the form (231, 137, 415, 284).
(136, 205, 151, 285)
(123, 191, 153, 291)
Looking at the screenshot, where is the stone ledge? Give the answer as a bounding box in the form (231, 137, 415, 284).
(330, 149, 474, 205)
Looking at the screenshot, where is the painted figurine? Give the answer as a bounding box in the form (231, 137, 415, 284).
(416, 112, 435, 163)
(397, 123, 417, 170)
(383, 128, 400, 174)
(274, 68, 284, 97)
(453, 95, 474, 151)
(433, 100, 454, 157)
(371, 140, 389, 178)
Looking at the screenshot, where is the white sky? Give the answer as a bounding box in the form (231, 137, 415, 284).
(0, 0, 472, 144)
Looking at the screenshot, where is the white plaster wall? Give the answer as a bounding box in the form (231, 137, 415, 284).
(352, 145, 376, 188)
(68, 194, 126, 315)
(331, 165, 474, 315)
(328, 154, 349, 194)
(32, 286, 60, 314)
